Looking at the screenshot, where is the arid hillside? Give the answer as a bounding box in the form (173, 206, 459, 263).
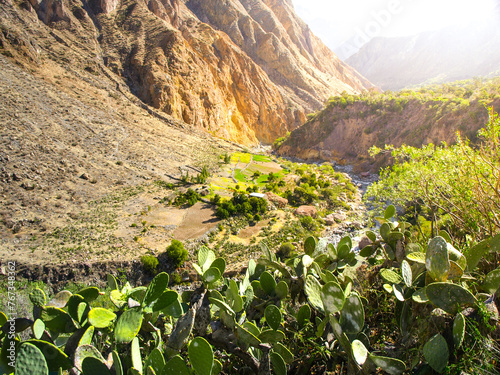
(0, 0, 373, 145)
(277, 78, 500, 172)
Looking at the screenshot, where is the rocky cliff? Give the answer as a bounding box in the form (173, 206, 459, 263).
(277, 79, 500, 172)
(0, 0, 373, 145)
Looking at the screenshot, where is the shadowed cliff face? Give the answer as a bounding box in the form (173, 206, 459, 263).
(0, 0, 373, 145)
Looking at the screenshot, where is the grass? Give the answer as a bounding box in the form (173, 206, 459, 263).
(252, 154, 272, 162)
(234, 169, 248, 182)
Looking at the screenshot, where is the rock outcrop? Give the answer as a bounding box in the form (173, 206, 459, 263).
(0, 0, 373, 145)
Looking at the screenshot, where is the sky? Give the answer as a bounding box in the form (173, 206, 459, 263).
(291, 0, 499, 59)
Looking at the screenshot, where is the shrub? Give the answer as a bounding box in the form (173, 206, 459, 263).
(165, 240, 188, 268)
(300, 215, 317, 231)
(276, 242, 295, 260)
(140, 255, 159, 275)
(253, 213, 261, 222)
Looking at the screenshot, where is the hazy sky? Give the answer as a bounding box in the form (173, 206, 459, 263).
(291, 0, 499, 59)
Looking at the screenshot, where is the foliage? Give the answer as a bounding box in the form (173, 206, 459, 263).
(272, 132, 290, 150)
(173, 189, 200, 207)
(276, 242, 295, 261)
(299, 215, 317, 232)
(367, 108, 500, 243)
(140, 254, 159, 275)
(164, 240, 188, 268)
(215, 192, 267, 220)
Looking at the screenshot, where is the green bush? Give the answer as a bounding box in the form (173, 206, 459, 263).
(300, 215, 317, 231)
(165, 240, 188, 268)
(140, 255, 159, 275)
(276, 242, 295, 260)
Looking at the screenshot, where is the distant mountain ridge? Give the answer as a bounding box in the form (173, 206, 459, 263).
(347, 17, 500, 91)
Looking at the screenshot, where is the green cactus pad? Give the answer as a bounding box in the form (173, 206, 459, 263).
(273, 342, 293, 364)
(304, 236, 317, 255)
(352, 339, 368, 366)
(297, 304, 311, 328)
(209, 297, 235, 317)
(77, 287, 100, 303)
(47, 290, 72, 308)
(236, 324, 261, 348)
(365, 230, 377, 242)
(426, 282, 477, 314)
(447, 244, 467, 270)
(412, 288, 429, 303)
(453, 312, 466, 349)
(67, 294, 85, 323)
(128, 368, 141, 375)
(115, 307, 143, 343)
(423, 334, 449, 373)
(242, 321, 261, 337)
(384, 205, 396, 219)
(107, 274, 119, 290)
(74, 344, 106, 371)
(379, 269, 403, 284)
(81, 356, 112, 375)
(188, 337, 213, 375)
(40, 306, 77, 333)
(161, 355, 190, 375)
(368, 354, 406, 375)
(260, 271, 277, 296)
(275, 281, 289, 300)
(203, 267, 222, 285)
(401, 260, 412, 287)
(340, 292, 365, 334)
(29, 288, 47, 307)
(258, 329, 285, 343)
(426, 237, 450, 282)
(131, 336, 143, 374)
(33, 319, 45, 339)
(79, 325, 95, 346)
(143, 272, 169, 307)
(265, 305, 282, 331)
(337, 244, 350, 260)
(88, 308, 116, 329)
(210, 257, 226, 275)
(26, 339, 72, 371)
(327, 243, 337, 260)
(483, 267, 500, 294)
(466, 234, 500, 271)
(257, 258, 292, 279)
(145, 348, 165, 374)
(392, 284, 405, 302)
(320, 270, 339, 284)
(15, 342, 49, 375)
(270, 352, 287, 375)
(380, 223, 391, 241)
(112, 351, 123, 375)
(321, 281, 345, 314)
(151, 291, 178, 313)
(406, 252, 426, 264)
(305, 275, 324, 313)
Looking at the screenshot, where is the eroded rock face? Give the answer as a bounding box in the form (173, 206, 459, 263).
(2, 0, 373, 145)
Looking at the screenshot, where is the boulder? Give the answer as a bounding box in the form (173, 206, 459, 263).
(293, 205, 317, 218)
(266, 192, 287, 208)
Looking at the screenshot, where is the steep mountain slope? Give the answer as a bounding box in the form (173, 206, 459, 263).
(0, 0, 373, 146)
(277, 78, 500, 172)
(347, 16, 500, 91)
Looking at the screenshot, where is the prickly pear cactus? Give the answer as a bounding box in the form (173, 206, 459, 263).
(15, 342, 49, 375)
(88, 308, 116, 329)
(425, 282, 477, 314)
(264, 305, 282, 331)
(29, 288, 46, 307)
(426, 237, 450, 282)
(423, 334, 449, 373)
(114, 307, 143, 344)
(321, 281, 345, 315)
(188, 337, 213, 375)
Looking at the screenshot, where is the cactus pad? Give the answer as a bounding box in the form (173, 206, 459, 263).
(114, 307, 143, 343)
(188, 337, 213, 375)
(265, 305, 282, 331)
(143, 272, 169, 307)
(296, 304, 311, 328)
(29, 288, 47, 307)
(15, 342, 49, 375)
(81, 356, 112, 375)
(260, 271, 277, 296)
(426, 282, 477, 314)
(426, 237, 450, 281)
(77, 287, 100, 303)
(321, 281, 345, 314)
(131, 336, 143, 374)
(74, 344, 107, 371)
(304, 236, 317, 255)
(453, 312, 466, 349)
(379, 269, 403, 284)
(47, 290, 72, 308)
(88, 308, 116, 329)
(352, 339, 368, 366)
(270, 352, 287, 375)
(33, 319, 45, 340)
(305, 275, 324, 313)
(368, 354, 406, 375)
(483, 267, 500, 294)
(401, 260, 412, 287)
(423, 334, 449, 373)
(161, 355, 190, 375)
(340, 292, 365, 334)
